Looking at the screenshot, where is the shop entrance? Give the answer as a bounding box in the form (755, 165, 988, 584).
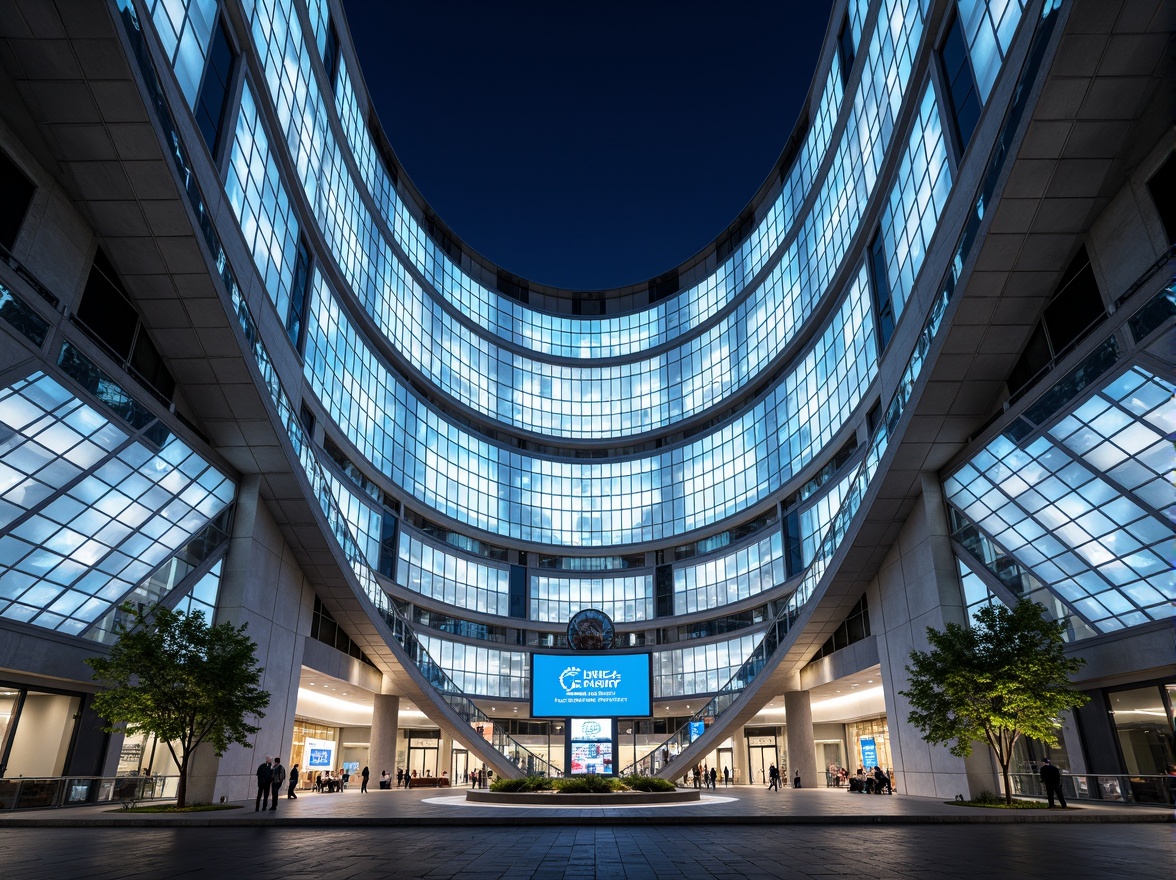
(817, 740, 846, 783)
(747, 745, 779, 785)
(406, 729, 440, 780)
(717, 747, 734, 784)
(451, 748, 470, 784)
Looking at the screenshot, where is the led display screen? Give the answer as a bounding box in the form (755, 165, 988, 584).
(569, 741, 614, 776)
(567, 719, 616, 775)
(570, 718, 613, 742)
(530, 653, 652, 718)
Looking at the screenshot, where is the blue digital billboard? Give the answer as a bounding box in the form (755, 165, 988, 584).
(531, 653, 652, 718)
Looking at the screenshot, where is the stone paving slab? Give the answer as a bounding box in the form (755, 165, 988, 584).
(0, 823, 1173, 880)
(0, 784, 1169, 827)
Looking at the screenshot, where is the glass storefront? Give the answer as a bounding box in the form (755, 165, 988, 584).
(1110, 684, 1175, 776)
(406, 729, 439, 778)
(0, 685, 82, 778)
(846, 717, 892, 774)
(290, 720, 337, 790)
(114, 732, 179, 778)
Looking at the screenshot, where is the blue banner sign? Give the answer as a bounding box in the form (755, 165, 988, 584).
(689, 720, 705, 742)
(860, 736, 878, 771)
(531, 653, 652, 717)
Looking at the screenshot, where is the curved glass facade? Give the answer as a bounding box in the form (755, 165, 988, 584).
(152, 0, 989, 702)
(235, 0, 932, 452)
(13, 0, 1128, 771)
(304, 266, 876, 545)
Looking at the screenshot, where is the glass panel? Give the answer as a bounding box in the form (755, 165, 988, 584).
(3, 692, 81, 777)
(1109, 685, 1175, 776)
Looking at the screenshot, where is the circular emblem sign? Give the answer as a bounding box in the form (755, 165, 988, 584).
(567, 608, 615, 651)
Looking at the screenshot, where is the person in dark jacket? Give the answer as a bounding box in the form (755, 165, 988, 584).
(768, 764, 779, 791)
(288, 763, 300, 798)
(361, 765, 370, 793)
(1040, 758, 1066, 808)
(270, 757, 286, 811)
(255, 756, 273, 811)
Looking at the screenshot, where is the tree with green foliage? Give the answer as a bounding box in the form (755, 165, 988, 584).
(900, 600, 1088, 805)
(86, 604, 270, 808)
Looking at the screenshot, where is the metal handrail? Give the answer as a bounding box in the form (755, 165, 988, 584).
(1009, 772, 1175, 806)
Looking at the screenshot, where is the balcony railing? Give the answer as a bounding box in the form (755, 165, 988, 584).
(1009, 772, 1175, 807)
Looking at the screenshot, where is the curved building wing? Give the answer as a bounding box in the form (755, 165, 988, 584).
(0, 0, 1170, 800)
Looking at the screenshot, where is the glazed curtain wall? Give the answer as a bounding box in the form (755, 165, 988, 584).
(0, 372, 235, 636)
(143, 0, 217, 107)
(944, 363, 1175, 632)
(673, 530, 786, 615)
(529, 573, 655, 624)
(202, 0, 955, 546)
(396, 529, 511, 617)
(319, 0, 929, 360)
(390, 502, 821, 623)
(304, 265, 875, 546)
(237, 0, 931, 443)
(956, 0, 1028, 102)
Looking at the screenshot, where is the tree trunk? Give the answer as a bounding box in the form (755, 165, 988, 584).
(1001, 759, 1011, 806)
(176, 756, 188, 809)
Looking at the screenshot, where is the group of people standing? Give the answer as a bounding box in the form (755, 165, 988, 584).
(687, 764, 730, 788)
(254, 755, 298, 811)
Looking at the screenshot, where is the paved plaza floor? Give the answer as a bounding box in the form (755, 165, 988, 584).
(0, 786, 1170, 879)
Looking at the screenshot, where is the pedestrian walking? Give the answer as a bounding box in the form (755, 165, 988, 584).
(1040, 758, 1067, 808)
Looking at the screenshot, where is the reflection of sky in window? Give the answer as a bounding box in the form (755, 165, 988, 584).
(175, 559, 223, 619)
(956, 556, 1004, 625)
(0, 373, 235, 636)
(396, 530, 510, 616)
(944, 365, 1176, 632)
(674, 531, 786, 615)
(652, 634, 761, 698)
(530, 574, 653, 624)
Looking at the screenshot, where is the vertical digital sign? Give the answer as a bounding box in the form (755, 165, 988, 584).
(567, 718, 616, 776)
(860, 736, 877, 771)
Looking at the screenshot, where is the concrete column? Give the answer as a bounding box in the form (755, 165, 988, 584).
(185, 476, 314, 804)
(439, 729, 453, 780)
(873, 473, 999, 799)
(368, 693, 400, 780)
(732, 728, 748, 785)
(784, 690, 816, 788)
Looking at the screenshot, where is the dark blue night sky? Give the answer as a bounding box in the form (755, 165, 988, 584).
(343, 2, 835, 291)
